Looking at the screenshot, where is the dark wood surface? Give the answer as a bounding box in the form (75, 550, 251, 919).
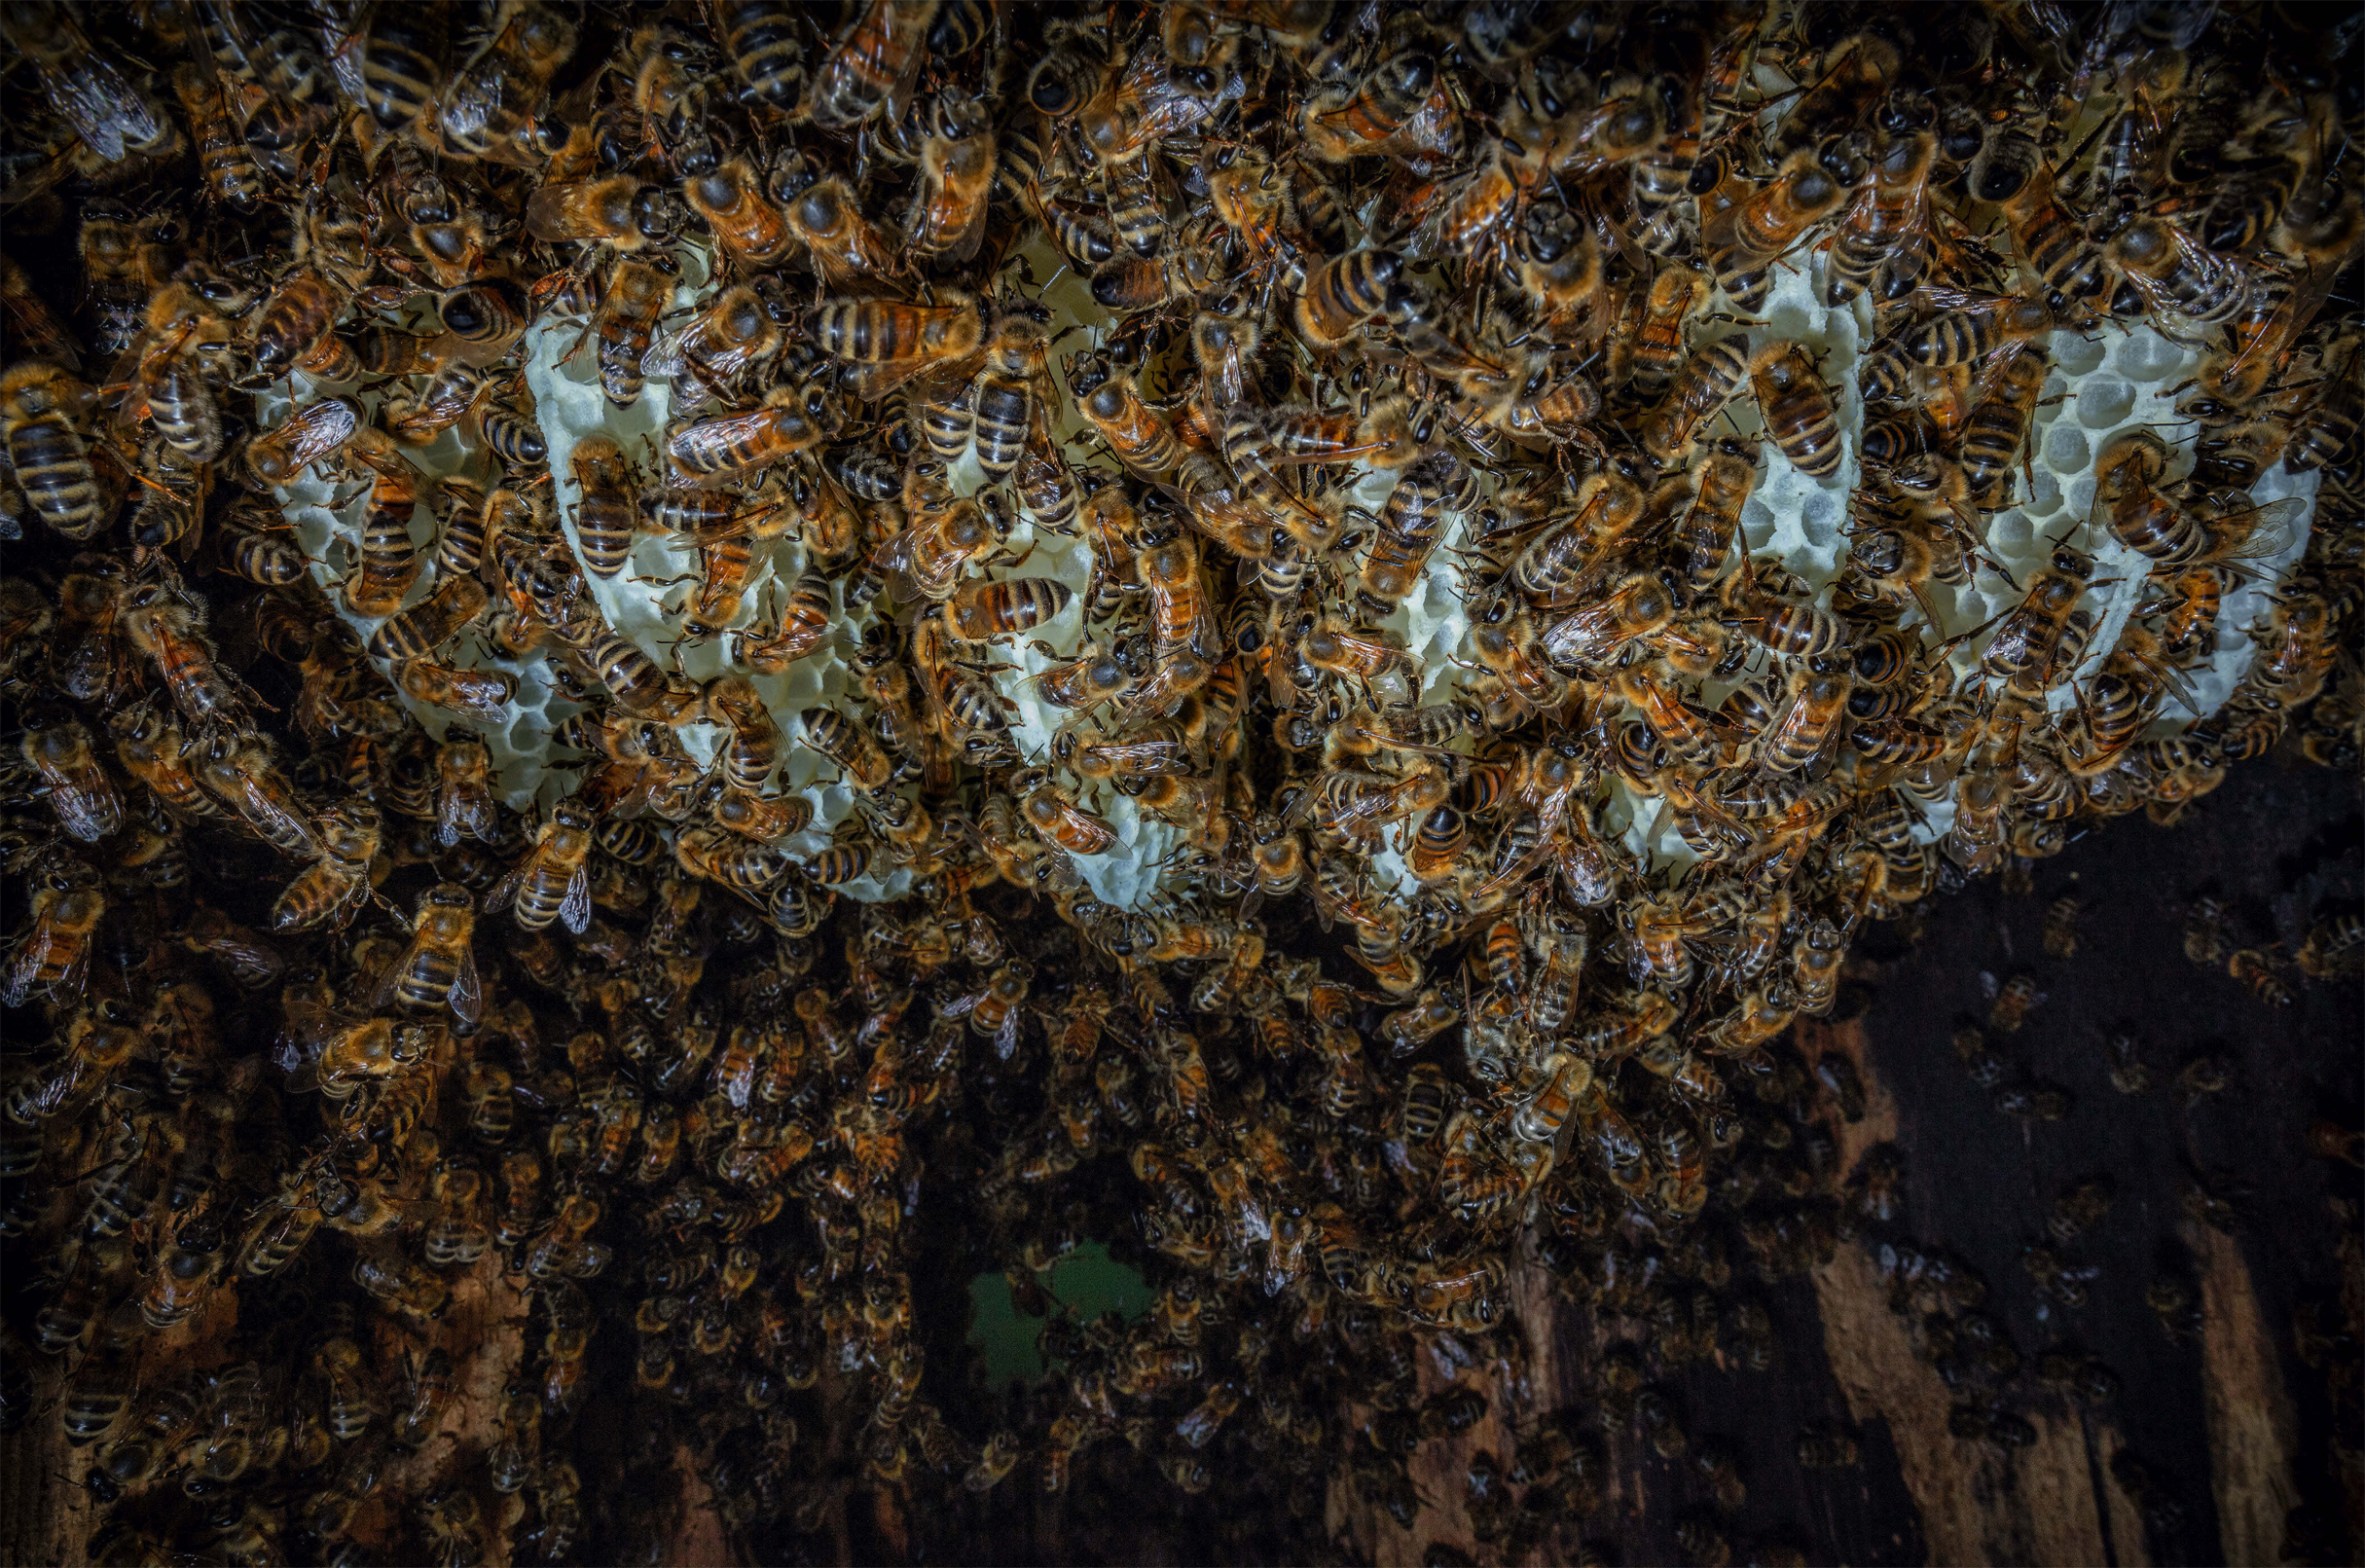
(1332, 754, 2362, 1568)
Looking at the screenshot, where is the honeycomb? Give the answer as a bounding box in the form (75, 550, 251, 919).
(278, 255, 2318, 900)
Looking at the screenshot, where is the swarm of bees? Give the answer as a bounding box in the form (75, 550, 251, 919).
(1, 0, 2359, 1562)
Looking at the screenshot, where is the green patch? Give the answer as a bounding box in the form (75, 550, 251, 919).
(966, 1242, 1155, 1386)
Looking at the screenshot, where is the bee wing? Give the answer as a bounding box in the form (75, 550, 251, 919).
(2211, 497, 2308, 563)
(435, 787, 464, 850)
(559, 865, 594, 936)
(51, 781, 123, 844)
(40, 58, 141, 164)
(1899, 282, 1998, 313)
(481, 857, 528, 918)
(638, 320, 695, 382)
(993, 1005, 1022, 1064)
(447, 946, 484, 1031)
(369, 934, 421, 1011)
(2, 922, 56, 1009)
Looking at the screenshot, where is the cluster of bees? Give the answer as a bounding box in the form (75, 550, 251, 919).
(1, 0, 2360, 1562)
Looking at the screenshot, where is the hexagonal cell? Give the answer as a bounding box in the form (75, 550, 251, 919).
(2076, 379, 2137, 430)
(2022, 469, 2062, 518)
(2108, 329, 2188, 383)
(1988, 510, 2034, 552)
(2053, 331, 2108, 376)
(1799, 489, 1841, 546)
(1739, 496, 1777, 551)
(2043, 424, 2091, 472)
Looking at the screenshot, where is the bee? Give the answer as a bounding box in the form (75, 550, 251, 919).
(433, 1, 574, 163)
(591, 256, 680, 408)
(1642, 335, 1752, 461)
(262, 803, 381, 934)
(106, 712, 213, 835)
(1984, 972, 2042, 1033)
(668, 383, 840, 486)
(1294, 249, 1416, 349)
(684, 158, 795, 272)
(1951, 345, 2052, 507)
(971, 307, 1056, 481)
(2097, 430, 2304, 568)
(1827, 129, 1937, 306)
(770, 152, 900, 289)
(800, 708, 892, 790)
(2226, 948, 2292, 1006)
(1751, 343, 1843, 480)
(373, 882, 484, 1028)
(1894, 291, 2055, 370)
(808, 0, 934, 129)
(1022, 773, 1119, 857)
(134, 339, 226, 476)
(4, 854, 103, 1008)
(2296, 914, 2364, 981)
(80, 206, 186, 368)
(1996, 167, 2107, 320)
(483, 799, 597, 936)
(730, 571, 833, 677)
(1980, 547, 2097, 697)
(1, 362, 102, 540)
(547, 434, 639, 581)
(947, 577, 1073, 643)
(650, 288, 787, 404)
(1711, 151, 1848, 307)
(817, 294, 988, 406)
(18, 709, 122, 844)
(2039, 889, 2082, 959)
(908, 94, 997, 265)
(1069, 353, 1182, 481)
(1297, 616, 1422, 707)
(2106, 216, 2254, 331)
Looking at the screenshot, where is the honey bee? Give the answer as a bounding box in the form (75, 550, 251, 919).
(1295, 249, 1419, 349)
(947, 577, 1073, 644)
(2106, 216, 2254, 332)
(1750, 342, 1844, 480)
(2000, 167, 2108, 320)
(806, 0, 934, 128)
(1021, 772, 1119, 857)
(1980, 547, 2098, 697)
(768, 151, 899, 289)
(2095, 430, 2305, 569)
(1984, 971, 2043, 1033)
(2226, 947, 2293, 1006)
(668, 383, 841, 485)
(435, 3, 576, 164)
(373, 882, 484, 1028)
(4, 855, 103, 1007)
(483, 799, 597, 936)
(970, 305, 1057, 481)
(270, 804, 382, 933)
(1642, 335, 1752, 462)
(1, 362, 103, 540)
(1068, 353, 1182, 483)
(592, 256, 680, 407)
(1709, 150, 1849, 306)
(904, 94, 997, 266)
(817, 294, 989, 409)
(17, 709, 122, 844)
(799, 707, 893, 791)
